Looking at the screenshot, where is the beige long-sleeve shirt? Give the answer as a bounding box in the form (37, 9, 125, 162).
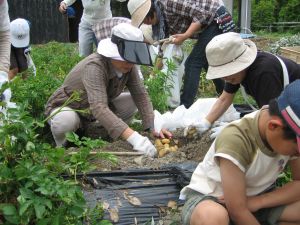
(45, 53, 154, 139)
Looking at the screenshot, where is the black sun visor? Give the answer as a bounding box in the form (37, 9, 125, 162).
(111, 34, 153, 66)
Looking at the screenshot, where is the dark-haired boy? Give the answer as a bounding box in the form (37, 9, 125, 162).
(180, 80, 300, 225)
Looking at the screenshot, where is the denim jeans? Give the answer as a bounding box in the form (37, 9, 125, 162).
(78, 19, 98, 57)
(180, 21, 224, 108)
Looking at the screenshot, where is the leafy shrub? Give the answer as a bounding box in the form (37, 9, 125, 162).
(0, 103, 113, 224)
(251, 0, 276, 28)
(269, 33, 300, 54)
(278, 0, 300, 22)
(144, 59, 176, 113)
(10, 42, 81, 120)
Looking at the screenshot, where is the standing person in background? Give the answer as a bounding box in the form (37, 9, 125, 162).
(58, 0, 126, 57)
(127, 0, 235, 109)
(0, 0, 10, 79)
(9, 18, 33, 80)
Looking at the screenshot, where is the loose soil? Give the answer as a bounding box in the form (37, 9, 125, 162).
(90, 128, 213, 171)
(81, 128, 213, 225)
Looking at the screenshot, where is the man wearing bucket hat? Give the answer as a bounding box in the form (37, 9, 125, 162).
(127, 0, 235, 109)
(180, 80, 300, 225)
(191, 32, 300, 137)
(45, 23, 171, 157)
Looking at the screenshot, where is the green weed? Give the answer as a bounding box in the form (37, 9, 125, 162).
(144, 59, 177, 113)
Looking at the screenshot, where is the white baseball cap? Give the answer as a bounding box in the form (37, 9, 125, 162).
(97, 23, 152, 66)
(10, 18, 30, 48)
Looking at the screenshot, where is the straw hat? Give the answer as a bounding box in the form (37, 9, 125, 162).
(128, 0, 151, 27)
(206, 32, 257, 80)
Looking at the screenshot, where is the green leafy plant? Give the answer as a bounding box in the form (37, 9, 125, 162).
(0, 102, 112, 224)
(269, 33, 300, 54)
(10, 42, 82, 120)
(64, 132, 117, 181)
(144, 59, 176, 113)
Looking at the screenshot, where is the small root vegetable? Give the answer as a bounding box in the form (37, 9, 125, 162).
(161, 138, 170, 144)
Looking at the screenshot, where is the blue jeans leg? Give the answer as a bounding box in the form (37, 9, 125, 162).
(180, 22, 224, 108)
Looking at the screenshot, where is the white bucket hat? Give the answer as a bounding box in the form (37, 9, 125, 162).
(128, 0, 151, 27)
(206, 32, 257, 80)
(97, 23, 144, 61)
(10, 18, 30, 48)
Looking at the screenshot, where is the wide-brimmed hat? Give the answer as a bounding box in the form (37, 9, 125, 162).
(97, 23, 152, 65)
(206, 32, 257, 80)
(10, 18, 30, 48)
(277, 80, 300, 153)
(128, 0, 151, 27)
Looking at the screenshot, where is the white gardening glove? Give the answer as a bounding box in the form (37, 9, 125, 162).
(0, 71, 8, 88)
(209, 122, 229, 140)
(126, 131, 157, 157)
(183, 118, 211, 138)
(0, 71, 11, 103)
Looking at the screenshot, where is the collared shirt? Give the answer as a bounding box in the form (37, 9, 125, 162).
(158, 0, 222, 37)
(45, 53, 154, 139)
(92, 17, 131, 42)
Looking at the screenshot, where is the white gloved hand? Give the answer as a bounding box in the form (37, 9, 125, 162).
(183, 118, 211, 137)
(194, 118, 211, 134)
(209, 122, 229, 140)
(126, 131, 157, 157)
(0, 71, 9, 88)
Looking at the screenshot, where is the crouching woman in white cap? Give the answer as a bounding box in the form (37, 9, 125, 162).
(45, 23, 171, 157)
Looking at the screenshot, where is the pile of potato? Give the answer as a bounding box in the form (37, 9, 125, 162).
(184, 126, 198, 139)
(154, 138, 179, 158)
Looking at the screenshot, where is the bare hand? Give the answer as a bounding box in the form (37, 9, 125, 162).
(153, 128, 172, 139)
(172, 34, 188, 45)
(59, 2, 67, 14)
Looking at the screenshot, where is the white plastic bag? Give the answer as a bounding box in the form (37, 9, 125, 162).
(161, 44, 187, 108)
(154, 98, 240, 133)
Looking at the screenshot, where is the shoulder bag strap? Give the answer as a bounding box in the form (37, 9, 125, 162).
(240, 54, 290, 110)
(274, 55, 289, 88)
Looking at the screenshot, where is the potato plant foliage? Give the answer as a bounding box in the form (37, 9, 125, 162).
(0, 42, 113, 224)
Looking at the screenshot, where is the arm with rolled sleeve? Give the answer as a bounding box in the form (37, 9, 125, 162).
(126, 66, 155, 131)
(167, 0, 217, 44)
